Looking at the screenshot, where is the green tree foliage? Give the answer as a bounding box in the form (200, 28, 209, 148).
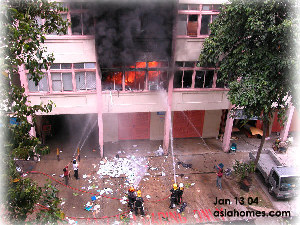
(199, 0, 296, 165)
(0, 0, 69, 223)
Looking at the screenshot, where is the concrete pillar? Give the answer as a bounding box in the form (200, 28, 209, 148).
(280, 105, 295, 141)
(222, 110, 234, 152)
(96, 64, 104, 158)
(163, 78, 174, 155)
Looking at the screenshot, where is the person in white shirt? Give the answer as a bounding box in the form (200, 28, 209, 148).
(73, 159, 79, 180)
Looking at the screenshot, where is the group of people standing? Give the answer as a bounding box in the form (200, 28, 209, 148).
(127, 187, 145, 216)
(63, 159, 79, 186)
(169, 183, 184, 209)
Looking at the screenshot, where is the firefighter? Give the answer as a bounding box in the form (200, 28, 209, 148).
(177, 183, 184, 204)
(169, 183, 178, 209)
(134, 190, 144, 216)
(127, 186, 136, 212)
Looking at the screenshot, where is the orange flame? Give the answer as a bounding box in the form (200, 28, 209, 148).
(104, 61, 163, 88)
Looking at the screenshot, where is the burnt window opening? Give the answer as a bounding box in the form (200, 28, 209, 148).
(204, 70, 214, 88)
(71, 13, 94, 35)
(184, 61, 195, 67)
(174, 71, 183, 88)
(195, 71, 205, 88)
(101, 61, 168, 91)
(125, 71, 146, 91)
(101, 70, 123, 91)
(183, 70, 193, 88)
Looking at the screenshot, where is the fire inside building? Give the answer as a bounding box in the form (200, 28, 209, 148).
(19, 0, 297, 158)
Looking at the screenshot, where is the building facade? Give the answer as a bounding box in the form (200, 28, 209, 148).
(18, 0, 296, 157)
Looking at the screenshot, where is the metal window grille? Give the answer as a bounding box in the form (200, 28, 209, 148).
(86, 72, 96, 90)
(75, 72, 85, 90)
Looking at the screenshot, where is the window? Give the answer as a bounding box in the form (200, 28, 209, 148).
(178, 4, 221, 37)
(76, 71, 96, 90)
(70, 2, 94, 35)
(51, 72, 73, 91)
(27, 74, 49, 92)
(174, 61, 222, 89)
(27, 62, 97, 93)
(45, 2, 94, 36)
(101, 61, 168, 91)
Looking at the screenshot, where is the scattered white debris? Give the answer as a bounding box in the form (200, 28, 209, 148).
(185, 177, 188, 179)
(97, 156, 148, 186)
(120, 196, 127, 204)
(83, 174, 87, 179)
(67, 218, 77, 224)
(94, 205, 100, 210)
(133, 145, 137, 147)
(16, 167, 21, 172)
(161, 171, 166, 176)
(118, 208, 123, 212)
(146, 195, 151, 199)
(61, 202, 65, 206)
(191, 183, 195, 186)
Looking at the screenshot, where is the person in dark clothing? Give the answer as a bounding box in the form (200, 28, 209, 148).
(63, 166, 69, 186)
(134, 190, 144, 216)
(177, 183, 184, 204)
(169, 183, 178, 209)
(127, 187, 136, 212)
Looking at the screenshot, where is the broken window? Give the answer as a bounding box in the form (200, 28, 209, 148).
(183, 70, 193, 88)
(187, 15, 198, 36)
(27, 74, 48, 92)
(178, 4, 220, 37)
(204, 70, 214, 88)
(195, 71, 205, 88)
(125, 71, 146, 91)
(174, 71, 183, 88)
(101, 70, 123, 91)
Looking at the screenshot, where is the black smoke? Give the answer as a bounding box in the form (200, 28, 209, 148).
(91, 0, 176, 68)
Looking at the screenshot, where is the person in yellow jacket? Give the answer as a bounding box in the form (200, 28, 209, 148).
(134, 190, 144, 216)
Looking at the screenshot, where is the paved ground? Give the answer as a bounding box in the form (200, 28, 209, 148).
(20, 132, 299, 224)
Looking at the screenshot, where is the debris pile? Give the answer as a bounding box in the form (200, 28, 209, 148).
(97, 156, 148, 186)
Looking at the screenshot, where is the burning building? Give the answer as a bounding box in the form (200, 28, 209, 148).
(19, 0, 296, 157)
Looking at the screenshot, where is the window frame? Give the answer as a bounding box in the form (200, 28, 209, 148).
(177, 4, 220, 38)
(173, 61, 225, 90)
(45, 2, 95, 37)
(101, 61, 169, 92)
(26, 63, 97, 94)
